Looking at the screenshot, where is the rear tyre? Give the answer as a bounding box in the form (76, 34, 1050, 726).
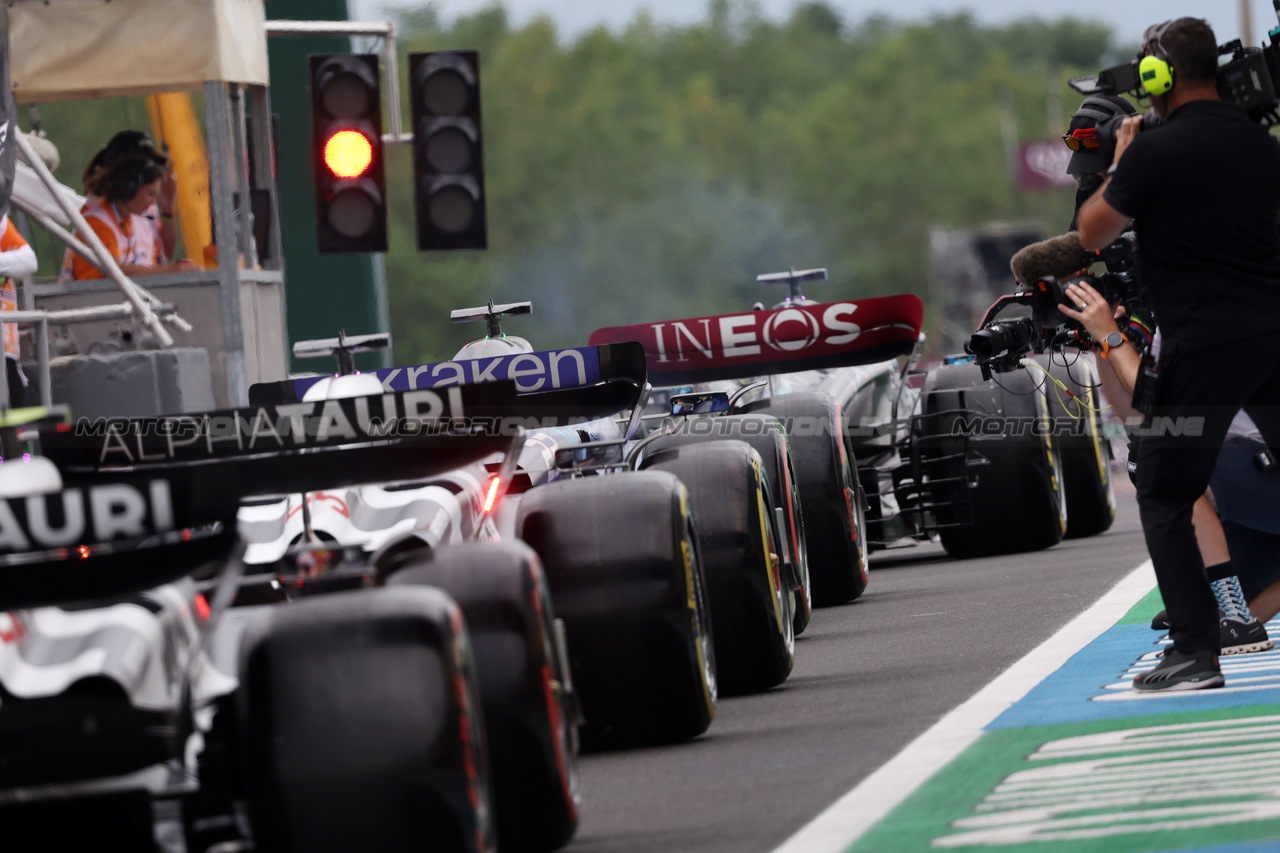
(641, 440, 794, 695)
(238, 587, 493, 853)
(742, 392, 869, 606)
(386, 541, 578, 853)
(1043, 355, 1117, 539)
(516, 472, 716, 749)
(921, 362, 1067, 559)
(640, 415, 810, 636)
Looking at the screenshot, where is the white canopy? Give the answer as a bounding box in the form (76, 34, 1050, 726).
(7, 0, 269, 103)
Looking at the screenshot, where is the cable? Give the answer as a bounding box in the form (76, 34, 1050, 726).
(1020, 358, 1111, 418)
(990, 362, 1048, 397)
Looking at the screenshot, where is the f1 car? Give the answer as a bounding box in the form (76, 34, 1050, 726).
(2, 385, 579, 852)
(589, 267, 1116, 564)
(250, 320, 722, 745)
(261, 303, 802, 699)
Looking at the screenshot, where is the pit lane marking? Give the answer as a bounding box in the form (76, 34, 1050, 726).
(770, 560, 1155, 853)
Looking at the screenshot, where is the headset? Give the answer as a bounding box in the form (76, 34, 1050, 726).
(1139, 20, 1177, 97)
(107, 156, 159, 202)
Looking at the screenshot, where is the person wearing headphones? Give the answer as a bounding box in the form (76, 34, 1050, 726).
(1059, 92, 1274, 658)
(81, 131, 177, 264)
(60, 154, 197, 281)
(1076, 18, 1280, 691)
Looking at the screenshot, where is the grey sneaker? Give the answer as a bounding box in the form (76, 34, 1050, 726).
(1221, 610, 1273, 655)
(1133, 647, 1224, 692)
(1151, 609, 1169, 630)
(1211, 575, 1273, 654)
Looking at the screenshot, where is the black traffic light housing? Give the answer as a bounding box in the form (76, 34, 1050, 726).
(409, 51, 487, 251)
(308, 53, 388, 253)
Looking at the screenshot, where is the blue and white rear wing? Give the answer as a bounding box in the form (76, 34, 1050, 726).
(250, 341, 647, 414)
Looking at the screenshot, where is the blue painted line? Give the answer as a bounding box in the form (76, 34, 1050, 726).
(1174, 842, 1280, 853)
(990, 620, 1280, 730)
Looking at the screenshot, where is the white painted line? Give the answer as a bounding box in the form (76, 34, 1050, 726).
(770, 560, 1156, 853)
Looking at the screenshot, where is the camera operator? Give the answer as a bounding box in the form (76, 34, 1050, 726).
(1076, 18, 1280, 691)
(1060, 280, 1277, 653)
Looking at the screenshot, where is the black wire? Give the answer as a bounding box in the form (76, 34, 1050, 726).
(990, 359, 1049, 396)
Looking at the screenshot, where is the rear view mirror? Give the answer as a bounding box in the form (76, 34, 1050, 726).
(670, 392, 730, 416)
(554, 442, 626, 472)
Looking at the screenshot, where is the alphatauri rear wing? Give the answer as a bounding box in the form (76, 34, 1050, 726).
(38, 381, 523, 498)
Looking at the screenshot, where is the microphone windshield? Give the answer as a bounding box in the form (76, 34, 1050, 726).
(1010, 232, 1091, 285)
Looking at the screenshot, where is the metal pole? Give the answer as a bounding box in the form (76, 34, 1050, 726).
(44, 303, 178, 324)
(1241, 0, 1254, 47)
(206, 80, 249, 406)
(35, 316, 49, 407)
(13, 129, 174, 348)
(264, 20, 410, 145)
(230, 86, 258, 270)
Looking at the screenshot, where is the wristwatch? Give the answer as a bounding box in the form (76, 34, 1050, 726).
(1099, 331, 1125, 359)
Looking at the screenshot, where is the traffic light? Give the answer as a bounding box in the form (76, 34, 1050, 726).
(409, 51, 487, 251)
(308, 54, 387, 253)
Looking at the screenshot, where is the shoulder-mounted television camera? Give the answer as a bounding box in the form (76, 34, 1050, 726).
(1070, 12, 1280, 127)
(965, 233, 1149, 379)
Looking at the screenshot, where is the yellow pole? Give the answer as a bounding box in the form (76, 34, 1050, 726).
(146, 93, 214, 267)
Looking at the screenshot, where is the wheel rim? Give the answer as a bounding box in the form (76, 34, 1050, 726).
(681, 490, 717, 713)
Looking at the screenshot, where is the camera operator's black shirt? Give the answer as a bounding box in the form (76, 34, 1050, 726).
(1104, 99, 1280, 350)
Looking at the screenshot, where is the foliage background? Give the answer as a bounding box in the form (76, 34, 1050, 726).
(22, 0, 1130, 364)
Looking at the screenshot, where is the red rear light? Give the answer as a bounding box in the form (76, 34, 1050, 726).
(483, 475, 501, 513)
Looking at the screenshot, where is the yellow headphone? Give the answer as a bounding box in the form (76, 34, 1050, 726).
(1139, 21, 1176, 96)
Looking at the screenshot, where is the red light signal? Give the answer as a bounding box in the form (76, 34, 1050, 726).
(323, 129, 374, 178)
(308, 54, 387, 253)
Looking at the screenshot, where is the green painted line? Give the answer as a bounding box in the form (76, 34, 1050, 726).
(1118, 586, 1164, 627)
(851, 704, 1280, 853)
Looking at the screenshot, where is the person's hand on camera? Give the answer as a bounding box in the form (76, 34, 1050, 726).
(1112, 116, 1143, 166)
(1059, 279, 1123, 342)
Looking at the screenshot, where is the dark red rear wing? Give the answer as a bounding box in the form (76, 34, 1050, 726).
(587, 295, 923, 385)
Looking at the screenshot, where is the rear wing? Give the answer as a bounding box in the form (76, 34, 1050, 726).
(251, 341, 648, 418)
(39, 382, 523, 498)
(587, 295, 924, 386)
(0, 469, 242, 611)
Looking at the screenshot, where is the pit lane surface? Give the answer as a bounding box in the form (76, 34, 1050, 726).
(565, 485, 1148, 853)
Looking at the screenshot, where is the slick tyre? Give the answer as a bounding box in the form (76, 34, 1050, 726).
(921, 362, 1067, 558)
(641, 440, 795, 695)
(741, 392, 869, 606)
(238, 587, 494, 853)
(386, 540, 579, 853)
(516, 471, 716, 749)
(640, 415, 811, 636)
(1042, 356, 1117, 539)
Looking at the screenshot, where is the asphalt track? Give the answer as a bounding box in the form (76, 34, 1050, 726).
(565, 483, 1149, 853)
